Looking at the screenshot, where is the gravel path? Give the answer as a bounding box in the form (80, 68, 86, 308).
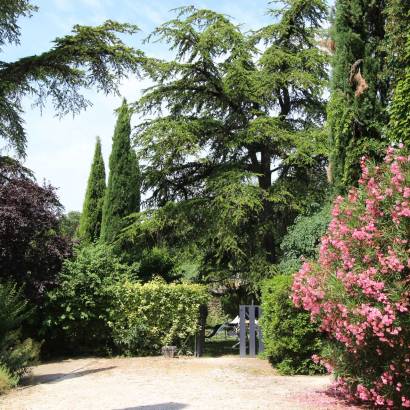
(0, 356, 359, 410)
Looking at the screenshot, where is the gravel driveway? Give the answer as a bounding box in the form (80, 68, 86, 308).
(0, 356, 359, 410)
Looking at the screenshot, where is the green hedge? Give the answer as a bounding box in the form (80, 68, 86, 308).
(44, 244, 209, 356)
(110, 280, 209, 355)
(260, 275, 324, 375)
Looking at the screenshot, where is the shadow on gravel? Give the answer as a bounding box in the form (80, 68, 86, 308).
(22, 366, 116, 385)
(114, 403, 187, 410)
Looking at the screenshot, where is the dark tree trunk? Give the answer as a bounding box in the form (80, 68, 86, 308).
(195, 304, 208, 357)
(258, 146, 276, 263)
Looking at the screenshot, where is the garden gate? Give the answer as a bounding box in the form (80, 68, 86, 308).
(239, 305, 264, 357)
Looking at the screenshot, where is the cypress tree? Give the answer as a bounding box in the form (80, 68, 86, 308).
(100, 99, 140, 243)
(129, 149, 141, 214)
(383, 0, 410, 89)
(78, 137, 106, 242)
(328, 0, 389, 190)
(385, 1, 410, 143)
(389, 37, 410, 144)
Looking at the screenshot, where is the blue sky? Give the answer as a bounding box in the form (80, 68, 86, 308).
(1, 0, 310, 211)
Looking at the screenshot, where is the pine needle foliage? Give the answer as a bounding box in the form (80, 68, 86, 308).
(101, 100, 141, 244)
(0, 1, 144, 157)
(124, 3, 329, 284)
(328, 0, 389, 190)
(78, 137, 106, 243)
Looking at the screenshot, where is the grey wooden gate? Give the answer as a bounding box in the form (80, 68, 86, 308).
(239, 305, 264, 357)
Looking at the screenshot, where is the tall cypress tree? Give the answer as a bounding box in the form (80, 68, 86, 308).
(383, 0, 410, 89)
(385, 1, 410, 144)
(389, 35, 410, 144)
(100, 99, 140, 243)
(78, 137, 106, 242)
(328, 0, 389, 190)
(129, 149, 141, 214)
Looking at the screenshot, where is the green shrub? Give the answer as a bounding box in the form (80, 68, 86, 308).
(260, 275, 324, 375)
(138, 247, 181, 283)
(110, 280, 209, 355)
(43, 243, 133, 354)
(278, 205, 331, 274)
(292, 148, 410, 407)
(0, 364, 18, 395)
(0, 283, 39, 382)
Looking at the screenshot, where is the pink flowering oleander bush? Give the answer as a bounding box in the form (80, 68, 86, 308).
(292, 146, 410, 408)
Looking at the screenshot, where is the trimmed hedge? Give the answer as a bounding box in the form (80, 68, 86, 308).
(110, 280, 209, 355)
(44, 244, 209, 356)
(260, 275, 324, 375)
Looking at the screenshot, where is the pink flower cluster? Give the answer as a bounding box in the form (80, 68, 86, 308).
(292, 146, 410, 408)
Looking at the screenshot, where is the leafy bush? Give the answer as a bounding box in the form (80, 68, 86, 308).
(138, 246, 181, 283)
(278, 205, 331, 274)
(43, 243, 133, 354)
(293, 146, 410, 407)
(43, 244, 208, 357)
(260, 275, 324, 375)
(0, 157, 72, 303)
(110, 280, 209, 355)
(0, 283, 39, 382)
(0, 364, 18, 395)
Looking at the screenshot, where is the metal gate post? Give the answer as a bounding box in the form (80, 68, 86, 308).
(239, 305, 246, 357)
(249, 305, 256, 357)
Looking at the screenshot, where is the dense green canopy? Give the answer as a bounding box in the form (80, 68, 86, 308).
(78, 138, 106, 243)
(328, 0, 389, 189)
(124, 2, 329, 285)
(101, 100, 141, 244)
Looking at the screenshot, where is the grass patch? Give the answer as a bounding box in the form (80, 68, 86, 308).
(204, 335, 239, 357)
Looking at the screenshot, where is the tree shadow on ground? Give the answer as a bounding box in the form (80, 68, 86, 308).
(22, 366, 116, 386)
(114, 403, 187, 410)
(204, 337, 239, 357)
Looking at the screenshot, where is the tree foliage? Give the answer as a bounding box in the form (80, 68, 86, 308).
(101, 100, 141, 244)
(0, 1, 144, 157)
(383, 0, 410, 89)
(328, 0, 393, 190)
(389, 31, 410, 145)
(0, 157, 72, 301)
(78, 137, 106, 243)
(277, 204, 331, 275)
(60, 211, 81, 240)
(125, 3, 329, 286)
